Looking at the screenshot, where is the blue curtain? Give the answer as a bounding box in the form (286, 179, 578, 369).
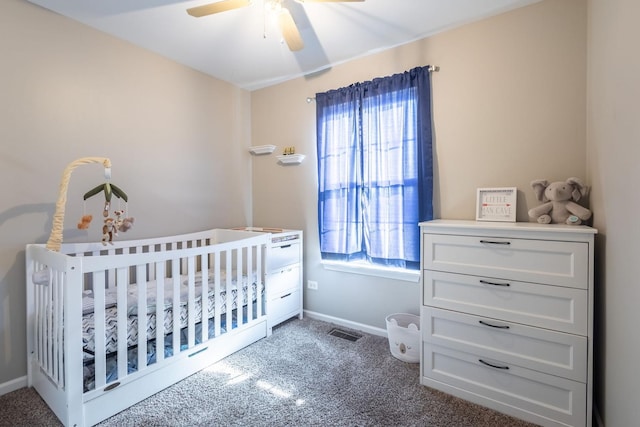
(316, 66, 433, 269)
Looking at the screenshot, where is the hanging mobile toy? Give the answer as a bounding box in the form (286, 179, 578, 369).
(84, 181, 128, 217)
(82, 167, 132, 245)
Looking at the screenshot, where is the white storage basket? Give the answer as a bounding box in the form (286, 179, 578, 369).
(385, 313, 420, 363)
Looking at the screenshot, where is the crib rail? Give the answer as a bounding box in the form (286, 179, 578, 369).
(26, 229, 269, 409)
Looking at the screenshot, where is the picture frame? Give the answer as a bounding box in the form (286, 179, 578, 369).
(476, 187, 517, 222)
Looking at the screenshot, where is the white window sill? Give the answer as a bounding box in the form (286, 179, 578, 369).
(321, 260, 420, 283)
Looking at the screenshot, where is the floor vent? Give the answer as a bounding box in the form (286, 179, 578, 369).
(328, 328, 362, 342)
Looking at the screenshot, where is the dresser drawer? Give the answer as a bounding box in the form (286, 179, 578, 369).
(423, 270, 587, 335)
(422, 344, 586, 427)
(423, 233, 588, 288)
(269, 289, 301, 325)
(269, 243, 301, 272)
(422, 306, 587, 382)
(268, 264, 300, 296)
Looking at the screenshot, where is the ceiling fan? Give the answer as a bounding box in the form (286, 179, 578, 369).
(186, 0, 365, 52)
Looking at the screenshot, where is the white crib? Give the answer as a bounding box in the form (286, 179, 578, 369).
(26, 229, 271, 427)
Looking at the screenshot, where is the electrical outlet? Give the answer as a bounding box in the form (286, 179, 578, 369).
(307, 280, 318, 290)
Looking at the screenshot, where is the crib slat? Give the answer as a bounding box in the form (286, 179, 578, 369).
(33, 271, 41, 372)
(106, 248, 117, 289)
(35, 274, 44, 375)
(155, 261, 165, 363)
(116, 267, 128, 382)
(52, 274, 63, 384)
(136, 264, 148, 372)
(45, 273, 53, 377)
(57, 270, 67, 386)
(42, 274, 57, 380)
(213, 251, 221, 338)
(147, 246, 157, 282)
(171, 258, 180, 354)
(200, 254, 209, 342)
(246, 246, 253, 322)
(50, 275, 58, 380)
(256, 243, 263, 319)
(180, 241, 189, 273)
(39, 272, 49, 377)
(237, 249, 244, 327)
(225, 249, 233, 331)
(186, 256, 196, 348)
(94, 271, 107, 389)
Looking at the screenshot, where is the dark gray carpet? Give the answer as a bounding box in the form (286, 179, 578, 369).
(0, 317, 536, 426)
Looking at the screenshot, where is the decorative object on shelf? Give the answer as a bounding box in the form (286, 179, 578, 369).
(276, 154, 305, 165)
(249, 145, 276, 155)
(476, 187, 517, 222)
(528, 177, 591, 225)
(282, 146, 295, 155)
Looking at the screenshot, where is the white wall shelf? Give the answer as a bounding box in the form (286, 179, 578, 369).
(276, 154, 305, 165)
(249, 145, 276, 155)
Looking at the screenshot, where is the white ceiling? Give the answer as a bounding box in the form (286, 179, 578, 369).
(27, 0, 540, 91)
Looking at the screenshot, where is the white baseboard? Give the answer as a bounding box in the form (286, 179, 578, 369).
(304, 310, 387, 338)
(0, 376, 27, 397)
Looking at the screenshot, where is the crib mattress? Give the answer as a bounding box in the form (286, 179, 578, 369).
(81, 271, 261, 357)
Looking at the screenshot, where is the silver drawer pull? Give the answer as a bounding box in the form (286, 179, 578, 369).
(479, 320, 510, 329)
(278, 244, 292, 249)
(479, 240, 511, 245)
(479, 279, 510, 287)
(479, 359, 510, 370)
(280, 293, 292, 299)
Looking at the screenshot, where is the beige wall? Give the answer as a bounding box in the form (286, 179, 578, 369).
(251, 0, 587, 328)
(588, 0, 640, 425)
(0, 0, 252, 386)
(12, 1, 640, 425)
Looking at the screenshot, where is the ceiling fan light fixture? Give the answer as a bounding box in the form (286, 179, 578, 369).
(186, 0, 365, 51)
(265, 0, 282, 14)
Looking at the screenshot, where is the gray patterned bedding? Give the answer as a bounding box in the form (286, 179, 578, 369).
(81, 270, 261, 358)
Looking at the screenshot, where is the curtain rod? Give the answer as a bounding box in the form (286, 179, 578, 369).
(306, 65, 439, 103)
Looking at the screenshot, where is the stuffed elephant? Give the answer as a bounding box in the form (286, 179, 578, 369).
(528, 177, 592, 225)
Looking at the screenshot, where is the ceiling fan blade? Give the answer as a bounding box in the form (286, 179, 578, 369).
(278, 8, 304, 51)
(187, 0, 251, 18)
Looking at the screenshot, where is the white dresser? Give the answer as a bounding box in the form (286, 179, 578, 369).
(232, 227, 303, 331)
(420, 220, 596, 427)
(265, 229, 303, 330)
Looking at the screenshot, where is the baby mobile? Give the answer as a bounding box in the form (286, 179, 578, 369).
(77, 170, 134, 245)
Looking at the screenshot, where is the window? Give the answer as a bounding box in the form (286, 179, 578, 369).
(316, 66, 433, 270)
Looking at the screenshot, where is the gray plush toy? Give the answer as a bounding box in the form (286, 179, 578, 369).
(528, 177, 592, 225)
